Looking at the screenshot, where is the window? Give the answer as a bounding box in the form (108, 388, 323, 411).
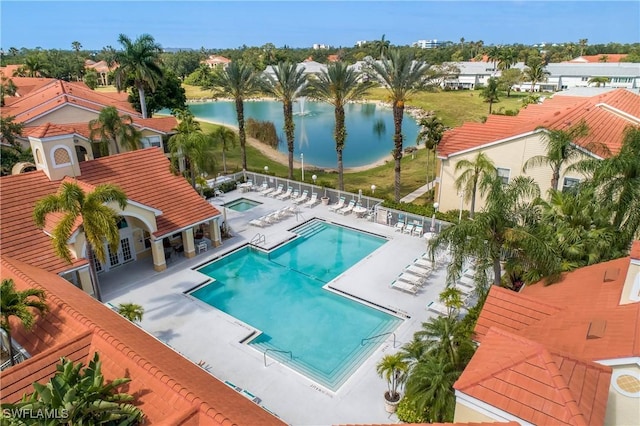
(581, 77, 589, 81)
(141, 136, 162, 149)
(497, 167, 510, 185)
(562, 177, 580, 193)
(612, 369, 640, 398)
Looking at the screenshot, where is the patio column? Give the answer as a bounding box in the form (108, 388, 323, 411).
(151, 239, 167, 272)
(183, 228, 196, 258)
(210, 219, 221, 247)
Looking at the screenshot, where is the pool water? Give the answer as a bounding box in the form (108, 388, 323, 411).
(192, 220, 401, 390)
(224, 198, 262, 212)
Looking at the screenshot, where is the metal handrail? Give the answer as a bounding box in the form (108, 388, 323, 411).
(361, 332, 396, 348)
(250, 233, 265, 245)
(263, 348, 293, 367)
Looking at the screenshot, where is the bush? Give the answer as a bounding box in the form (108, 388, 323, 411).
(246, 118, 279, 148)
(397, 396, 428, 423)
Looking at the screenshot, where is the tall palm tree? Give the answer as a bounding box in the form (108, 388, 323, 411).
(17, 55, 48, 77)
(588, 76, 610, 87)
(481, 77, 500, 114)
(366, 49, 430, 201)
(88, 106, 142, 156)
(114, 33, 163, 119)
(496, 47, 517, 71)
(414, 315, 474, 370)
(523, 58, 549, 93)
(207, 61, 261, 171)
(0, 278, 47, 366)
(117, 303, 144, 323)
(71, 41, 82, 53)
(261, 61, 308, 179)
(33, 182, 128, 302)
(454, 151, 496, 219)
(523, 121, 607, 191)
(168, 110, 217, 188)
(373, 34, 391, 59)
(431, 175, 557, 286)
(211, 126, 238, 174)
(416, 115, 445, 183)
(307, 62, 372, 190)
(404, 356, 458, 423)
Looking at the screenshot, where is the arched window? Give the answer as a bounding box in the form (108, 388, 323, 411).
(51, 146, 73, 167)
(35, 148, 43, 164)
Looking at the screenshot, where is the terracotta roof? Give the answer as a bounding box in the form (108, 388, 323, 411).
(568, 54, 628, 63)
(437, 89, 640, 158)
(455, 328, 611, 426)
(0, 78, 136, 124)
(21, 116, 178, 140)
(475, 257, 640, 361)
(133, 116, 178, 134)
(0, 149, 220, 276)
(0, 255, 283, 425)
(631, 241, 640, 260)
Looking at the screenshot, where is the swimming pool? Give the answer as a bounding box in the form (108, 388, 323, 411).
(191, 219, 402, 390)
(223, 197, 262, 212)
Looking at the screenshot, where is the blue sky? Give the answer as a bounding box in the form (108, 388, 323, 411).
(1, 1, 638, 51)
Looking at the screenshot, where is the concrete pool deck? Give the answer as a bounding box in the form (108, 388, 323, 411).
(100, 189, 456, 425)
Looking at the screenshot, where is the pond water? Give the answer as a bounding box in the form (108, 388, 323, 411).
(188, 100, 420, 169)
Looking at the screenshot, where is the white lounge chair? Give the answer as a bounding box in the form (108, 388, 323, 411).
(454, 284, 472, 295)
(338, 199, 356, 215)
(403, 223, 415, 235)
(304, 192, 319, 207)
(412, 223, 424, 237)
(405, 265, 431, 278)
(414, 258, 433, 270)
(391, 280, 418, 295)
(293, 190, 308, 204)
(394, 221, 405, 232)
(427, 301, 449, 316)
(398, 272, 425, 287)
(277, 186, 294, 200)
(249, 218, 266, 227)
(328, 196, 346, 212)
(268, 184, 284, 198)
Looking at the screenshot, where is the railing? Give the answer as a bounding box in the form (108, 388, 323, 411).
(250, 233, 266, 246)
(361, 332, 396, 348)
(0, 332, 29, 371)
(263, 348, 293, 367)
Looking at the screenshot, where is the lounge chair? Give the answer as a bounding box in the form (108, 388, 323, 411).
(394, 221, 405, 232)
(427, 301, 449, 316)
(268, 184, 284, 198)
(293, 190, 309, 204)
(405, 265, 431, 278)
(277, 186, 294, 200)
(414, 258, 433, 270)
(249, 218, 266, 227)
(391, 280, 418, 295)
(403, 223, 415, 235)
(398, 272, 425, 287)
(328, 196, 346, 212)
(412, 223, 424, 237)
(454, 284, 472, 295)
(304, 192, 319, 207)
(338, 199, 356, 215)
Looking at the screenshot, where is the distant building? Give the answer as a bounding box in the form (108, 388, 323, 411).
(312, 43, 330, 50)
(413, 39, 443, 49)
(355, 40, 368, 47)
(202, 55, 231, 69)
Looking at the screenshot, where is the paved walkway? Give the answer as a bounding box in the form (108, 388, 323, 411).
(400, 180, 436, 203)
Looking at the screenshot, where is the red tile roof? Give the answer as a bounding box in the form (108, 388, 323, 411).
(455, 328, 611, 426)
(437, 89, 640, 158)
(0, 149, 221, 275)
(631, 241, 640, 260)
(1, 79, 136, 124)
(21, 117, 177, 140)
(568, 54, 628, 63)
(0, 255, 283, 425)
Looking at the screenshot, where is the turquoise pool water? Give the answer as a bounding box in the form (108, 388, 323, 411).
(188, 100, 420, 168)
(192, 220, 401, 390)
(223, 198, 262, 212)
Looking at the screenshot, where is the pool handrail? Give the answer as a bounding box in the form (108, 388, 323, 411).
(263, 348, 293, 367)
(361, 331, 396, 348)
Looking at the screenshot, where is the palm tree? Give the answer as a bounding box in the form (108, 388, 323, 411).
(416, 115, 445, 183)
(523, 58, 549, 93)
(366, 49, 430, 201)
(404, 356, 458, 423)
(523, 120, 607, 191)
(373, 34, 391, 59)
(376, 353, 409, 404)
(71, 41, 82, 53)
(117, 303, 144, 323)
(1, 76, 18, 106)
(211, 126, 238, 174)
(307, 61, 372, 190)
(453, 151, 496, 219)
(414, 315, 474, 369)
(33, 182, 128, 302)
(6, 352, 144, 423)
(88, 106, 142, 156)
(578, 38, 588, 56)
(431, 175, 557, 286)
(17, 55, 48, 77)
(207, 61, 261, 171)
(114, 33, 163, 119)
(588, 76, 610, 87)
(168, 110, 217, 188)
(261, 61, 308, 179)
(481, 77, 500, 114)
(496, 47, 517, 71)
(0, 278, 47, 367)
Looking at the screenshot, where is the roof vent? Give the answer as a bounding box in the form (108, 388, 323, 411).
(603, 268, 620, 282)
(587, 319, 607, 339)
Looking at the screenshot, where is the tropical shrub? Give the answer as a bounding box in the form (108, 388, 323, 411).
(396, 396, 428, 423)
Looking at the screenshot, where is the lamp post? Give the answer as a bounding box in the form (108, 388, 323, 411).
(301, 153, 304, 182)
(371, 184, 376, 195)
(430, 202, 439, 233)
(312, 174, 317, 185)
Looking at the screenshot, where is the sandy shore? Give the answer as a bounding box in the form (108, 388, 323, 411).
(196, 118, 424, 173)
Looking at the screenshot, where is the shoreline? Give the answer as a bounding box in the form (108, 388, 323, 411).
(193, 103, 427, 173)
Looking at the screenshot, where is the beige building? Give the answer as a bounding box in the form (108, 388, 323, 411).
(435, 89, 640, 214)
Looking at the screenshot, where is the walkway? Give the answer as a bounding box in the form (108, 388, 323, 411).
(400, 180, 436, 203)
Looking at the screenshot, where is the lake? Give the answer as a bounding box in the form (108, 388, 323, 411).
(188, 99, 420, 169)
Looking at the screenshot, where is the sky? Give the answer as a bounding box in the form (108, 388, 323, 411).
(1, 1, 639, 51)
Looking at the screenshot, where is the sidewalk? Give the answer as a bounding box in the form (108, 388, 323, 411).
(400, 180, 436, 203)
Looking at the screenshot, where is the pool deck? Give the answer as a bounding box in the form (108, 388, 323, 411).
(101, 189, 456, 425)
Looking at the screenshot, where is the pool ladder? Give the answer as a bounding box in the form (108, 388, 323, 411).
(361, 332, 396, 348)
(250, 233, 266, 246)
(264, 348, 293, 367)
